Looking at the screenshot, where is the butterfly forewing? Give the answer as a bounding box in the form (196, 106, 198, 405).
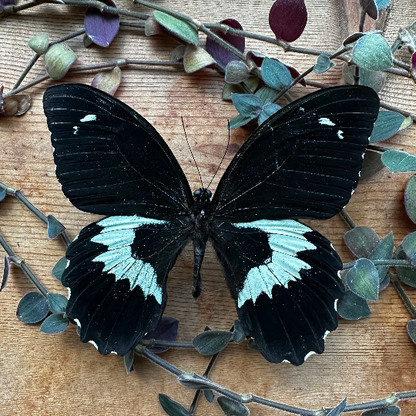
(43, 84, 193, 220)
(211, 86, 380, 222)
(63, 215, 192, 355)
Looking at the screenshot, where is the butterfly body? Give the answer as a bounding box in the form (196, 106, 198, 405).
(44, 84, 379, 365)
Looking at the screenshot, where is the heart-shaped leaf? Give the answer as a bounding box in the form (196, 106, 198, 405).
(314, 54, 334, 74)
(370, 111, 405, 143)
(40, 313, 69, 334)
(344, 226, 380, 258)
(345, 258, 379, 301)
(183, 45, 215, 73)
(400, 232, 416, 265)
(352, 33, 393, 71)
(369, 232, 394, 282)
(231, 93, 262, 117)
(153, 11, 198, 46)
(382, 150, 416, 172)
(91, 66, 122, 96)
(52, 257, 68, 282)
(225, 61, 250, 84)
(47, 215, 66, 239)
(47, 293, 68, 314)
(261, 57, 292, 91)
(142, 317, 179, 353)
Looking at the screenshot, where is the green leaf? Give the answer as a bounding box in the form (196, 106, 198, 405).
(51, 257, 67, 282)
(337, 290, 371, 320)
(169, 45, 186, 62)
(361, 150, 385, 180)
(370, 111, 405, 143)
(153, 11, 198, 46)
(344, 226, 380, 258)
(193, 330, 233, 355)
(399, 116, 413, 131)
(369, 232, 394, 282)
(28, 33, 49, 55)
(405, 175, 416, 224)
(47, 215, 66, 239)
(313, 54, 334, 74)
(16, 292, 49, 323)
(217, 396, 250, 416)
(40, 313, 69, 334)
(47, 293, 68, 313)
(44, 43, 77, 80)
(225, 61, 250, 84)
(254, 86, 279, 106)
(395, 247, 416, 287)
(222, 78, 259, 101)
(232, 319, 246, 344)
(261, 57, 292, 91)
(231, 93, 262, 116)
(352, 33, 393, 71)
(159, 394, 190, 416)
(259, 103, 280, 125)
(204, 389, 215, 403)
(123, 349, 135, 374)
(183, 45, 215, 73)
(327, 398, 347, 416)
(401, 232, 416, 265)
(229, 114, 256, 130)
(382, 150, 416, 172)
(361, 405, 401, 416)
(345, 258, 379, 301)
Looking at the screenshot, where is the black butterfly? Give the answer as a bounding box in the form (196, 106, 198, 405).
(43, 83, 379, 365)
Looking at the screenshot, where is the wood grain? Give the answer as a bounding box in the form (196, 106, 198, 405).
(1, 1, 416, 415)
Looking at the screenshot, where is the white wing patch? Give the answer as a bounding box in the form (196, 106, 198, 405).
(318, 117, 335, 126)
(80, 114, 97, 122)
(233, 219, 316, 307)
(91, 215, 166, 304)
(337, 130, 344, 139)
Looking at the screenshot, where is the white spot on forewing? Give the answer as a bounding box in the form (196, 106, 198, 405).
(91, 215, 167, 304)
(80, 114, 97, 122)
(73, 126, 79, 135)
(234, 219, 316, 307)
(337, 130, 344, 139)
(319, 117, 335, 126)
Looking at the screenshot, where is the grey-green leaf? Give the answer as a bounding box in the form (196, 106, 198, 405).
(232, 319, 246, 344)
(343, 64, 387, 92)
(405, 175, 416, 224)
(229, 114, 256, 130)
(177, 373, 211, 390)
(407, 319, 416, 345)
(204, 389, 215, 403)
(123, 349, 135, 374)
(370, 111, 405, 144)
(344, 226, 380, 258)
(261, 57, 292, 91)
(254, 86, 279, 106)
(259, 103, 281, 125)
(361, 150, 385, 180)
(352, 33, 393, 71)
(337, 290, 371, 320)
(0, 189, 6, 202)
(47, 292, 68, 314)
(327, 398, 347, 416)
(47, 215, 66, 239)
(159, 394, 190, 416)
(218, 396, 250, 416)
(314, 54, 334, 74)
(153, 11, 198, 46)
(52, 256, 67, 282)
(361, 405, 401, 416)
(40, 313, 69, 334)
(369, 232, 394, 282)
(401, 232, 416, 265)
(193, 330, 233, 355)
(231, 93, 262, 116)
(16, 292, 49, 323)
(225, 61, 250, 84)
(395, 247, 416, 287)
(381, 150, 416, 172)
(345, 258, 379, 301)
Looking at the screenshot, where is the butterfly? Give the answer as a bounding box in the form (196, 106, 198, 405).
(43, 83, 379, 365)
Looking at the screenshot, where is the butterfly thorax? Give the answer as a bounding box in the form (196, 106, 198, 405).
(190, 187, 212, 298)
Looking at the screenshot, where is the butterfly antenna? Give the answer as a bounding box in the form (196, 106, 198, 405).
(206, 120, 230, 190)
(181, 117, 204, 189)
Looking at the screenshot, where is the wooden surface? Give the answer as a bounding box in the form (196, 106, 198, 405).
(1, 1, 416, 415)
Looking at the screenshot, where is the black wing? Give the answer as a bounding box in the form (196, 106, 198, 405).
(210, 219, 342, 365)
(63, 215, 192, 355)
(43, 83, 193, 220)
(211, 85, 380, 222)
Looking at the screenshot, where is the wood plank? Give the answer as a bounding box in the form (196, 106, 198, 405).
(1, 1, 416, 415)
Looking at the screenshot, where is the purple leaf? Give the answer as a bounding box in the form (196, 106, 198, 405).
(0, 0, 16, 6)
(412, 52, 416, 70)
(142, 317, 179, 353)
(269, 0, 308, 42)
(206, 19, 245, 68)
(84, 0, 120, 47)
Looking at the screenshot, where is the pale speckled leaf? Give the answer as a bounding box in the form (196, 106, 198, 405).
(225, 61, 250, 84)
(91, 66, 122, 96)
(382, 150, 416, 172)
(352, 33, 393, 71)
(314, 54, 334, 74)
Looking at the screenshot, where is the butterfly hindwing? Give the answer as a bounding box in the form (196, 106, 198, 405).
(43, 84, 193, 220)
(210, 219, 343, 365)
(211, 86, 380, 222)
(62, 215, 192, 355)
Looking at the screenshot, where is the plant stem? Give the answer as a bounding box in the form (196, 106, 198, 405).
(343, 259, 415, 270)
(390, 271, 416, 319)
(0, 231, 49, 297)
(340, 209, 356, 229)
(380, 101, 416, 121)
